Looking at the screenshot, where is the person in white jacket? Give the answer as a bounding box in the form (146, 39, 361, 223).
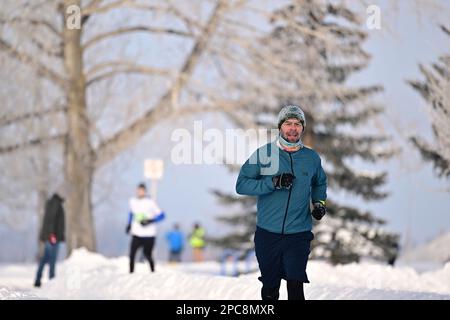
(125, 183, 165, 273)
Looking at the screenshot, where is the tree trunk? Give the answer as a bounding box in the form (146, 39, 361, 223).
(36, 188, 47, 261)
(303, 112, 315, 148)
(62, 0, 96, 254)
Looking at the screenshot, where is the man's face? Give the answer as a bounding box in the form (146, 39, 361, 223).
(136, 187, 146, 198)
(280, 118, 303, 142)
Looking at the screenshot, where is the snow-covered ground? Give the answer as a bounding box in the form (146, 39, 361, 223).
(396, 232, 450, 272)
(0, 248, 449, 300)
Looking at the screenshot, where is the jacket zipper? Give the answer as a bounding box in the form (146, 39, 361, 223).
(281, 152, 295, 234)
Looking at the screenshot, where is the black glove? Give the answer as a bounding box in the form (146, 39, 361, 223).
(125, 224, 131, 234)
(272, 173, 296, 190)
(140, 219, 155, 226)
(311, 203, 326, 220)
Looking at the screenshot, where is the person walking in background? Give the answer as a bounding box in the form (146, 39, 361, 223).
(189, 223, 206, 262)
(125, 183, 165, 273)
(236, 105, 327, 300)
(34, 193, 65, 288)
(165, 223, 184, 263)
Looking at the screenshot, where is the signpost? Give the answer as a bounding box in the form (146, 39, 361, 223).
(144, 159, 164, 201)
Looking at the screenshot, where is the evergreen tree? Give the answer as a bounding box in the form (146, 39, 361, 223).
(408, 25, 450, 179)
(211, 0, 400, 265)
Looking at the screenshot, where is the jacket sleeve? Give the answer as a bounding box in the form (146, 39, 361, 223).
(311, 157, 327, 204)
(127, 212, 133, 225)
(235, 157, 275, 196)
(57, 205, 65, 242)
(39, 201, 50, 241)
(154, 211, 166, 222)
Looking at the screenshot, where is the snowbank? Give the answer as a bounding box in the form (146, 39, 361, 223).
(1, 248, 449, 300)
(397, 232, 450, 271)
(0, 286, 40, 300)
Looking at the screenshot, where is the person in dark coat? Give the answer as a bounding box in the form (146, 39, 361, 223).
(34, 193, 65, 287)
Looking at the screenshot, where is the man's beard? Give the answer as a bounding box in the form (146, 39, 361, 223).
(281, 131, 300, 143)
(278, 132, 303, 149)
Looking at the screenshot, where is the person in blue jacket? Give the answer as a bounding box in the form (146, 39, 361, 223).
(166, 223, 184, 263)
(236, 105, 327, 300)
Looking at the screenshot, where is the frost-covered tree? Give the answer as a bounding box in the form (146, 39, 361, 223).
(408, 25, 450, 180)
(0, 0, 287, 254)
(212, 0, 400, 265)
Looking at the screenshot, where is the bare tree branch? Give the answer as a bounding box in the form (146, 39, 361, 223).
(82, 0, 131, 16)
(0, 17, 61, 38)
(82, 1, 204, 33)
(30, 37, 63, 58)
(85, 61, 173, 86)
(94, 99, 248, 168)
(0, 134, 65, 155)
(164, 3, 206, 33)
(83, 26, 193, 50)
(94, 1, 227, 167)
(442, 25, 450, 36)
(82, 0, 159, 16)
(85, 0, 104, 11)
(0, 105, 67, 127)
(85, 61, 170, 77)
(0, 38, 66, 88)
(86, 69, 171, 87)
